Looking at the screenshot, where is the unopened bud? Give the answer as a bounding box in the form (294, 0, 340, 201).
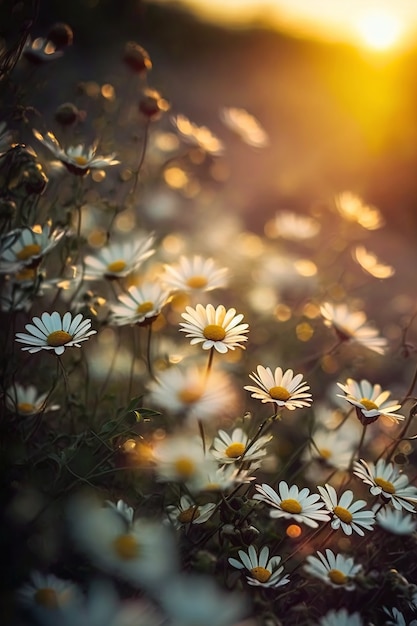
(123, 42, 152, 74)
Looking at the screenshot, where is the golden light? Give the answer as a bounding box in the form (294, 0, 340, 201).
(356, 9, 403, 50)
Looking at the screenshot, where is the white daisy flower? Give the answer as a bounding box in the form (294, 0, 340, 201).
(383, 606, 417, 626)
(33, 129, 119, 176)
(229, 544, 290, 588)
(5, 383, 60, 416)
(109, 282, 170, 326)
(210, 427, 272, 466)
(304, 548, 362, 590)
(15, 311, 97, 355)
(153, 435, 213, 483)
(171, 115, 224, 155)
(244, 365, 312, 411)
(188, 462, 255, 494)
(353, 245, 395, 279)
(337, 378, 405, 425)
(104, 499, 135, 526)
(253, 482, 331, 528)
(353, 459, 417, 512)
(269, 211, 320, 241)
(148, 365, 238, 423)
(18, 571, 81, 610)
(318, 608, 363, 626)
(166, 495, 216, 529)
(0, 224, 65, 274)
(334, 191, 384, 230)
(179, 303, 248, 353)
(375, 506, 417, 535)
(163, 255, 228, 293)
(219, 107, 269, 148)
(305, 429, 355, 470)
(83, 235, 155, 280)
(317, 484, 375, 536)
(320, 302, 387, 355)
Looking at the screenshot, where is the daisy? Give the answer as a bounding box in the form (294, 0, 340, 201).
(244, 365, 312, 411)
(374, 506, 417, 535)
(5, 383, 59, 416)
(0, 224, 65, 274)
(33, 129, 119, 176)
(269, 211, 320, 241)
(320, 302, 387, 355)
(253, 482, 331, 528)
(353, 245, 395, 279)
(18, 571, 81, 610)
(305, 429, 355, 470)
(383, 607, 417, 626)
(148, 365, 237, 423)
(229, 545, 289, 588)
(171, 114, 224, 156)
(83, 234, 155, 280)
(210, 427, 272, 466)
(353, 459, 417, 512)
(179, 303, 248, 353)
(153, 435, 213, 483)
(304, 548, 362, 590)
(337, 378, 405, 425)
(166, 495, 216, 529)
(109, 282, 170, 326)
(318, 609, 363, 626)
(15, 311, 97, 355)
(334, 191, 384, 230)
(104, 499, 134, 526)
(162, 255, 228, 293)
(188, 462, 255, 494)
(219, 107, 269, 148)
(317, 484, 375, 536)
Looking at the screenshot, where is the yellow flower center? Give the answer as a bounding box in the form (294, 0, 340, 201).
(360, 398, 378, 411)
(137, 301, 154, 314)
(178, 388, 203, 404)
(186, 275, 208, 289)
(225, 442, 246, 458)
(17, 402, 36, 414)
(280, 498, 302, 514)
(47, 330, 72, 347)
(178, 506, 201, 523)
(250, 566, 272, 583)
(334, 505, 353, 524)
(74, 155, 89, 166)
(203, 324, 226, 341)
(318, 448, 332, 459)
(174, 457, 196, 478)
(107, 259, 127, 273)
(375, 477, 396, 494)
(34, 588, 59, 608)
(269, 386, 291, 401)
(112, 533, 139, 559)
(14, 267, 37, 281)
(328, 569, 348, 585)
(205, 482, 220, 491)
(16, 243, 41, 260)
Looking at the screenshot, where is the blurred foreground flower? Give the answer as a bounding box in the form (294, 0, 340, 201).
(320, 302, 388, 354)
(304, 549, 362, 590)
(15, 311, 96, 355)
(220, 107, 269, 148)
(244, 366, 312, 410)
(318, 608, 363, 626)
(337, 378, 405, 425)
(334, 191, 384, 230)
(268, 210, 320, 241)
(5, 383, 59, 416)
(18, 571, 81, 614)
(229, 545, 290, 588)
(172, 114, 224, 156)
(353, 245, 395, 279)
(375, 506, 417, 535)
(353, 459, 417, 512)
(180, 304, 248, 353)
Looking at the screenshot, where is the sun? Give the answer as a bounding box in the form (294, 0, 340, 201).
(356, 8, 403, 51)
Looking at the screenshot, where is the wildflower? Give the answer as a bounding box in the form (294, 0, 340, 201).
(375, 506, 417, 535)
(229, 545, 289, 588)
(5, 383, 59, 416)
(15, 311, 96, 355)
(210, 427, 272, 466)
(18, 571, 81, 610)
(337, 378, 405, 425)
(305, 429, 355, 470)
(153, 435, 212, 483)
(244, 365, 312, 410)
(254, 482, 331, 528)
(318, 608, 363, 626)
(171, 115, 224, 155)
(163, 255, 228, 293)
(320, 302, 387, 354)
(166, 495, 216, 529)
(353, 459, 417, 512)
(83, 235, 155, 280)
(219, 107, 269, 148)
(334, 191, 384, 230)
(0, 224, 65, 274)
(179, 303, 248, 353)
(317, 484, 375, 536)
(189, 462, 255, 494)
(269, 211, 320, 241)
(33, 129, 119, 176)
(304, 549, 362, 590)
(104, 499, 134, 526)
(148, 365, 237, 423)
(109, 281, 170, 326)
(353, 245, 395, 279)
(383, 606, 417, 626)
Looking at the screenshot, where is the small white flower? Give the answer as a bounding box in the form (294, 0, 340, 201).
(375, 506, 417, 535)
(254, 481, 331, 528)
(304, 548, 362, 590)
(179, 303, 248, 353)
(337, 378, 405, 425)
(83, 235, 155, 280)
(219, 107, 269, 148)
(353, 459, 417, 512)
(210, 427, 272, 466)
(188, 462, 255, 494)
(320, 302, 387, 355)
(109, 282, 170, 325)
(162, 255, 228, 293)
(153, 435, 212, 483)
(5, 383, 59, 416)
(18, 571, 81, 610)
(305, 429, 355, 470)
(269, 211, 320, 241)
(317, 484, 375, 536)
(171, 115, 224, 155)
(244, 365, 312, 411)
(318, 608, 363, 626)
(229, 544, 290, 588)
(334, 191, 384, 230)
(104, 499, 135, 526)
(166, 495, 216, 529)
(383, 606, 417, 626)
(15, 311, 97, 355)
(353, 245, 395, 279)
(0, 224, 65, 274)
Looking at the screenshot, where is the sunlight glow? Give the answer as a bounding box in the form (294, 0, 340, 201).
(356, 9, 403, 50)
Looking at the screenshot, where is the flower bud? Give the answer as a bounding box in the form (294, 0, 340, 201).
(123, 42, 152, 74)
(138, 88, 170, 120)
(47, 23, 73, 49)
